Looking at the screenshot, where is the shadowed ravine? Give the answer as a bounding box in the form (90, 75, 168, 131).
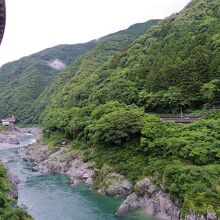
(0, 134, 154, 220)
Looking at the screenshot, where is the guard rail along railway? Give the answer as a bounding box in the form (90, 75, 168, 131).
(0, 0, 6, 45)
(158, 105, 220, 123)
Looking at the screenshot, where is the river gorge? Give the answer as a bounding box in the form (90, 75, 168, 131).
(0, 131, 154, 220)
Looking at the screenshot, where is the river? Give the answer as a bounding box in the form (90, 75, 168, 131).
(0, 133, 154, 220)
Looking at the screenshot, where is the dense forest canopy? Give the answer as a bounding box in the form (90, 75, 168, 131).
(0, 20, 159, 122)
(35, 0, 220, 124)
(26, 19, 159, 123)
(0, 42, 97, 121)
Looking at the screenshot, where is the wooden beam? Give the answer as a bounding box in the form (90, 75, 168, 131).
(0, 0, 6, 45)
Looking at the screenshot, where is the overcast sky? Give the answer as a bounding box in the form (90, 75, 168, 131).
(0, 0, 191, 66)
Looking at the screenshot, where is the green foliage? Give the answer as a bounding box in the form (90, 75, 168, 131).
(139, 87, 187, 112)
(42, 105, 94, 141)
(201, 79, 220, 105)
(205, 110, 220, 120)
(0, 126, 7, 133)
(39, 0, 220, 216)
(0, 164, 9, 208)
(82, 145, 148, 183)
(139, 115, 220, 215)
(163, 164, 220, 215)
(0, 42, 97, 122)
(30, 19, 159, 123)
(141, 118, 220, 165)
(2, 0, 220, 217)
(86, 105, 145, 147)
(0, 207, 33, 220)
(43, 101, 146, 147)
(0, 163, 32, 220)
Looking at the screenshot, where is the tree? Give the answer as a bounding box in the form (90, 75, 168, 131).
(86, 106, 145, 147)
(201, 79, 220, 106)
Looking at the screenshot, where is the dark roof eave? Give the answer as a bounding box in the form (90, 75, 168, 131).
(0, 0, 6, 45)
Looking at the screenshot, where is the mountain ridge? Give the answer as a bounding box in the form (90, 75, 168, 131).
(0, 19, 160, 121)
(26, 19, 160, 123)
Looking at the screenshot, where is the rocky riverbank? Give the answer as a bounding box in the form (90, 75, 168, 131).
(16, 127, 42, 139)
(21, 141, 132, 196)
(117, 178, 180, 219)
(0, 130, 22, 147)
(7, 173, 20, 199)
(20, 141, 219, 220)
(118, 179, 218, 220)
(0, 160, 19, 200)
(0, 127, 41, 149)
(0, 127, 41, 202)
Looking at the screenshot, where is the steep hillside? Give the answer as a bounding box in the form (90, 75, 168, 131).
(0, 42, 96, 121)
(27, 19, 160, 123)
(40, 0, 220, 218)
(42, 0, 219, 117)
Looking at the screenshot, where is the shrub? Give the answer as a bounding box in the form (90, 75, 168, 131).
(86, 105, 145, 147)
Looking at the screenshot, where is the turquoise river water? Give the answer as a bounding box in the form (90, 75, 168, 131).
(0, 134, 155, 220)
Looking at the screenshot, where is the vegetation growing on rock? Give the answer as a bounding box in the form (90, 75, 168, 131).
(0, 163, 32, 220)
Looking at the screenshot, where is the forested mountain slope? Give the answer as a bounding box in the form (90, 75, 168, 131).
(27, 19, 160, 123)
(41, 0, 219, 119)
(40, 0, 220, 217)
(0, 42, 97, 121)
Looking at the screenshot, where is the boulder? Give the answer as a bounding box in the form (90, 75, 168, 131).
(65, 159, 95, 186)
(135, 177, 156, 196)
(117, 193, 141, 216)
(207, 212, 217, 220)
(7, 173, 20, 199)
(117, 178, 181, 220)
(95, 165, 132, 196)
(85, 177, 93, 185)
(104, 173, 132, 196)
(20, 142, 52, 163)
(9, 138, 20, 145)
